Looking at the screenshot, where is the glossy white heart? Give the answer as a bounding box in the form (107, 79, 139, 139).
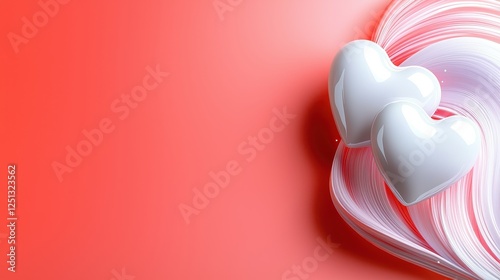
(329, 40, 441, 147)
(371, 101, 481, 205)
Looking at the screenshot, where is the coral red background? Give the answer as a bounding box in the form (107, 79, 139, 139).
(0, 0, 444, 279)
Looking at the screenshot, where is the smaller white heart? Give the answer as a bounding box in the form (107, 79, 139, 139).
(371, 101, 481, 205)
(329, 40, 441, 147)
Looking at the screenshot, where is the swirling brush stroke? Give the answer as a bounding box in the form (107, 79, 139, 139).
(331, 0, 500, 279)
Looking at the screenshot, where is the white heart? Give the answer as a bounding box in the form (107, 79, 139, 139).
(371, 101, 481, 205)
(329, 40, 441, 147)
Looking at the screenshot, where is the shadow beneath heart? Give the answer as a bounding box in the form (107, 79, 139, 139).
(301, 85, 443, 279)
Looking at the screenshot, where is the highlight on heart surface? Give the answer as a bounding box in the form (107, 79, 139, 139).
(371, 101, 480, 205)
(329, 40, 441, 148)
(329, 0, 500, 279)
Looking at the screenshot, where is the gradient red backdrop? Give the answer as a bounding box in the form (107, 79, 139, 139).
(0, 0, 446, 279)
